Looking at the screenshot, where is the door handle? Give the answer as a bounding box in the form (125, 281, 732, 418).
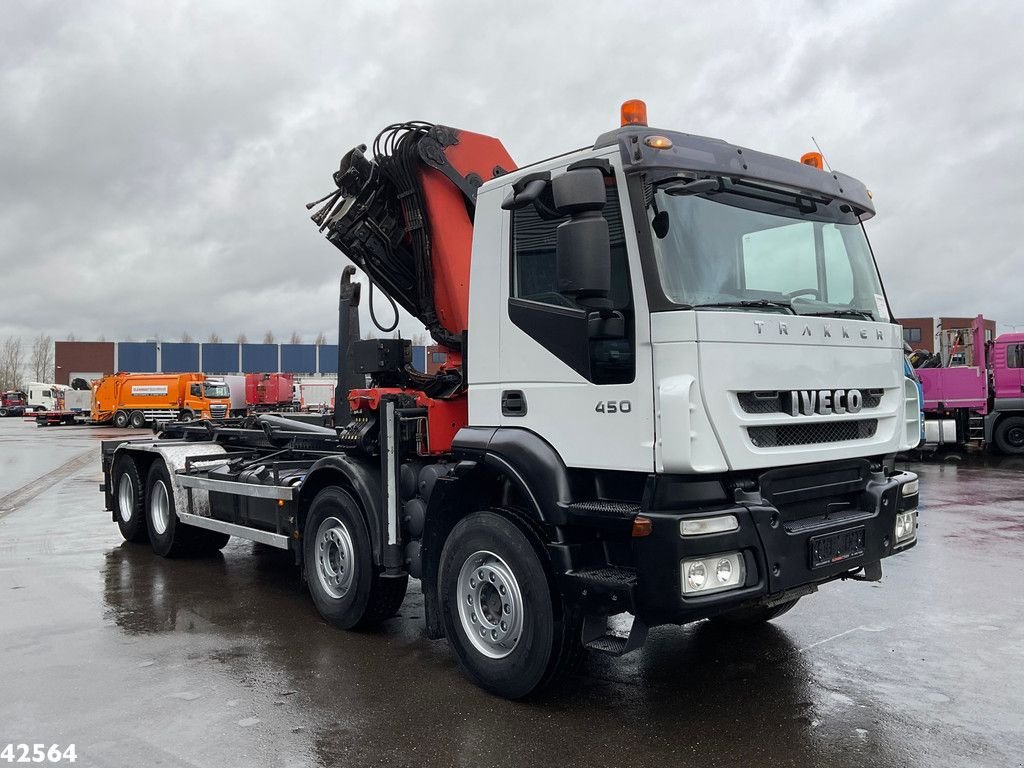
(501, 390, 527, 417)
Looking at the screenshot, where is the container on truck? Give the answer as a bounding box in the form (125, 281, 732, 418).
(100, 102, 920, 698)
(914, 314, 1024, 453)
(298, 379, 336, 412)
(92, 372, 230, 428)
(220, 375, 248, 417)
(247, 373, 295, 411)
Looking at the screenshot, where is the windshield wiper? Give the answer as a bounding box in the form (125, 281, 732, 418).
(801, 309, 875, 320)
(693, 300, 796, 314)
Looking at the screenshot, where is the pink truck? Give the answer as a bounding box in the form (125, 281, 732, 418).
(914, 315, 1024, 453)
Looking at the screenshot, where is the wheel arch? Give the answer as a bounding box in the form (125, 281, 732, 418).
(298, 455, 385, 568)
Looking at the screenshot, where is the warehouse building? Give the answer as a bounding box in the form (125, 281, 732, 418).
(54, 341, 429, 386)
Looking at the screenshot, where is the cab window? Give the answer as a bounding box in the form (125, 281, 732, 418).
(509, 175, 634, 385)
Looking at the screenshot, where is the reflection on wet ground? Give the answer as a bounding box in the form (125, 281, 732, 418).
(0, 419, 1022, 767)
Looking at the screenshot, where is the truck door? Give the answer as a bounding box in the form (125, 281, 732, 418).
(496, 157, 654, 472)
(994, 342, 1024, 405)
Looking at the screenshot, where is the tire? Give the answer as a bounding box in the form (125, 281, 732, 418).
(113, 410, 129, 428)
(129, 410, 147, 429)
(0, 408, 7, 417)
(993, 416, 1024, 455)
(144, 460, 226, 557)
(303, 487, 407, 630)
(180, 410, 196, 422)
(439, 510, 581, 699)
(709, 597, 801, 628)
(112, 455, 147, 543)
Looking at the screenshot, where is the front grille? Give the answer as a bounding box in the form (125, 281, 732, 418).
(748, 419, 878, 448)
(209, 405, 227, 419)
(738, 389, 882, 415)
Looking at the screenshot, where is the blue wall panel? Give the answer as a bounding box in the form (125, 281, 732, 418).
(201, 343, 239, 374)
(281, 344, 316, 374)
(161, 343, 200, 373)
(118, 342, 157, 373)
(318, 345, 338, 374)
(241, 344, 278, 373)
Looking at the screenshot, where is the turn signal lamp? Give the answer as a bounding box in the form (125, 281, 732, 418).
(800, 151, 824, 170)
(621, 99, 648, 127)
(644, 135, 673, 149)
(632, 515, 653, 537)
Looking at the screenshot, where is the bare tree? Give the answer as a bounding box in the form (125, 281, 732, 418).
(263, 331, 275, 344)
(289, 331, 301, 344)
(410, 332, 427, 347)
(0, 336, 25, 391)
(98, 334, 107, 343)
(181, 332, 193, 343)
(236, 333, 248, 344)
(65, 333, 77, 342)
(209, 332, 221, 343)
(313, 332, 328, 345)
(30, 333, 54, 383)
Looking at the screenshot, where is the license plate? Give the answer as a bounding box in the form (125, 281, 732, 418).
(810, 526, 865, 569)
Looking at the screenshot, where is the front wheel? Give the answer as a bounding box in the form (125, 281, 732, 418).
(439, 510, 580, 699)
(994, 416, 1024, 455)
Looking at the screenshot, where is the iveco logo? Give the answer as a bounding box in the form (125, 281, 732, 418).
(754, 320, 885, 341)
(785, 389, 863, 417)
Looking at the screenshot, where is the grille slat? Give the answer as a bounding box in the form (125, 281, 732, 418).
(738, 390, 882, 415)
(748, 419, 878, 448)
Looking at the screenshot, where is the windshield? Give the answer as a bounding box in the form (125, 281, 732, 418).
(204, 383, 229, 399)
(649, 183, 888, 321)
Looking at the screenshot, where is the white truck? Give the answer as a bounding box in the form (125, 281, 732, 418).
(100, 103, 921, 698)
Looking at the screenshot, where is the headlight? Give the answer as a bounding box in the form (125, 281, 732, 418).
(681, 552, 745, 595)
(901, 479, 919, 497)
(894, 510, 917, 545)
(680, 514, 739, 537)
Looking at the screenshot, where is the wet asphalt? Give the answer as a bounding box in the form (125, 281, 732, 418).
(0, 417, 1022, 768)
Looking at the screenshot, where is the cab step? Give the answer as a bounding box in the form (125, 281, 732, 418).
(562, 566, 638, 614)
(582, 612, 648, 656)
(566, 501, 641, 529)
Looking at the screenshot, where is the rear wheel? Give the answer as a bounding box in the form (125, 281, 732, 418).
(303, 487, 407, 629)
(129, 410, 147, 429)
(994, 416, 1024, 454)
(112, 455, 147, 543)
(145, 461, 228, 557)
(439, 510, 581, 699)
(709, 597, 801, 627)
(113, 410, 129, 428)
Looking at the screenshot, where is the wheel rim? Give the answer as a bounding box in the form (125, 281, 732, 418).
(117, 473, 134, 523)
(315, 516, 356, 599)
(151, 480, 170, 535)
(1008, 426, 1024, 448)
(456, 550, 525, 659)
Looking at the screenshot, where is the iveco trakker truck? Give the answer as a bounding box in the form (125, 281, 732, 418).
(100, 102, 921, 698)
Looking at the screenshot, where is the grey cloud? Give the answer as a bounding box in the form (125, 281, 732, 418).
(1, 0, 1021, 343)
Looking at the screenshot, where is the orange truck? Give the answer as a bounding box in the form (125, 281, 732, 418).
(91, 372, 231, 428)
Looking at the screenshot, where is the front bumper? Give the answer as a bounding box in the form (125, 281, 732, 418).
(628, 468, 918, 626)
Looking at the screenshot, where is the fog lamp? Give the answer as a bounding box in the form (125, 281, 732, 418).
(894, 510, 917, 545)
(901, 479, 919, 497)
(682, 552, 745, 595)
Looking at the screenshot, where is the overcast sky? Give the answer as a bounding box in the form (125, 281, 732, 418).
(1, 0, 1022, 345)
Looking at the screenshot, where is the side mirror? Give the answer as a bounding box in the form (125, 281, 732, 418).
(552, 168, 611, 308)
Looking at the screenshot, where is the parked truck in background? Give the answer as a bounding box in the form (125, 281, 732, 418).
(247, 373, 295, 412)
(298, 378, 336, 412)
(912, 314, 1024, 453)
(0, 390, 27, 417)
(92, 372, 231, 428)
(26, 382, 64, 412)
(100, 102, 920, 698)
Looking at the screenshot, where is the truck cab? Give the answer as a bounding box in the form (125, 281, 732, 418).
(185, 378, 230, 420)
